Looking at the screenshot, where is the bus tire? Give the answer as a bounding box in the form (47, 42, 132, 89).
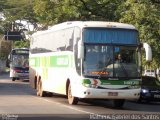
(113, 99, 125, 108)
(67, 83, 78, 105)
(12, 77, 16, 81)
(37, 80, 46, 97)
(46, 92, 53, 97)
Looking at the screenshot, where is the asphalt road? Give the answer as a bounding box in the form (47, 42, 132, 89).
(0, 72, 160, 120)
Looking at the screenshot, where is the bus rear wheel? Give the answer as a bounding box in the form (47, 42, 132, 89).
(37, 80, 46, 97)
(113, 99, 125, 108)
(67, 84, 78, 105)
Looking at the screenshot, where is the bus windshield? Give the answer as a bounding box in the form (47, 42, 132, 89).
(82, 28, 140, 79)
(83, 44, 140, 79)
(10, 49, 29, 68)
(12, 54, 29, 68)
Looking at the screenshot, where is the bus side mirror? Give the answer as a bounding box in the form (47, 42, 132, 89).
(78, 40, 84, 59)
(8, 54, 12, 61)
(143, 43, 152, 62)
(6, 59, 10, 68)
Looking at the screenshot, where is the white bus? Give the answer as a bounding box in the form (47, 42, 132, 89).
(8, 48, 29, 81)
(29, 21, 152, 108)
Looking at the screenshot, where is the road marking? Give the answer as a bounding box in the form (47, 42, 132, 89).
(35, 97, 95, 114)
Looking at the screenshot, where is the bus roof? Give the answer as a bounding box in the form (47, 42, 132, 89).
(11, 48, 29, 51)
(32, 21, 137, 37)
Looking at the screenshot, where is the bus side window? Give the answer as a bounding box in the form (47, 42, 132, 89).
(57, 46, 66, 51)
(74, 39, 81, 75)
(66, 38, 73, 51)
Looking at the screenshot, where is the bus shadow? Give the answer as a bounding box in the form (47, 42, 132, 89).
(45, 93, 160, 112)
(79, 99, 160, 112)
(0, 82, 36, 96)
(131, 100, 160, 106)
(80, 99, 120, 109)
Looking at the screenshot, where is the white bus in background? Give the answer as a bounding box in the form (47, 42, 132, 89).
(7, 48, 29, 81)
(29, 21, 152, 108)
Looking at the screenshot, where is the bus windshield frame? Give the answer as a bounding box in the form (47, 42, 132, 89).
(82, 27, 141, 79)
(10, 49, 29, 68)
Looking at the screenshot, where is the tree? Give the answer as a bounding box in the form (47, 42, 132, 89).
(33, 0, 57, 27)
(0, 0, 37, 48)
(120, 0, 160, 69)
(33, 0, 124, 25)
(2, 0, 37, 28)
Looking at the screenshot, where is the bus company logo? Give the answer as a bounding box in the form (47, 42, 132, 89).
(57, 57, 69, 66)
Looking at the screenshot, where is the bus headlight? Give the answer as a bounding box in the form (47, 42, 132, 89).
(142, 89, 149, 93)
(83, 84, 98, 88)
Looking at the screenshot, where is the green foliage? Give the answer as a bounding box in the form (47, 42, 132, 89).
(3, 0, 36, 21)
(33, 0, 57, 26)
(13, 40, 30, 48)
(33, 0, 124, 24)
(0, 39, 11, 60)
(120, 0, 160, 69)
(0, 0, 10, 11)
(0, 0, 38, 32)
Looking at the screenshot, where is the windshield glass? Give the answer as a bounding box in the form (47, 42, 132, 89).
(83, 28, 139, 45)
(12, 54, 29, 67)
(83, 44, 140, 78)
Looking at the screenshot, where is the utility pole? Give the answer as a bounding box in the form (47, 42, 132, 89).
(11, 22, 14, 49)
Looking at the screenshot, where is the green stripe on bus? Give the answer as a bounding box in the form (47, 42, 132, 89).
(100, 79, 140, 85)
(82, 79, 91, 84)
(30, 55, 71, 68)
(81, 79, 140, 85)
(29, 57, 40, 67)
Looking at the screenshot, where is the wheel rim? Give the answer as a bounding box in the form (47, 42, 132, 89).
(67, 84, 78, 105)
(68, 85, 72, 99)
(37, 81, 41, 96)
(39, 81, 43, 96)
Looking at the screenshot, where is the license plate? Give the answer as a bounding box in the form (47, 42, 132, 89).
(20, 74, 27, 77)
(154, 94, 160, 98)
(108, 92, 118, 96)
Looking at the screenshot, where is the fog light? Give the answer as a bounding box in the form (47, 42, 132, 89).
(142, 89, 149, 93)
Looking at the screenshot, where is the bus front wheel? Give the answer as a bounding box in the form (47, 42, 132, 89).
(12, 77, 16, 81)
(67, 84, 78, 105)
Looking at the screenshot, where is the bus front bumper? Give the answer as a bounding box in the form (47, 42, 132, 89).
(72, 86, 140, 100)
(13, 73, 29, 79)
